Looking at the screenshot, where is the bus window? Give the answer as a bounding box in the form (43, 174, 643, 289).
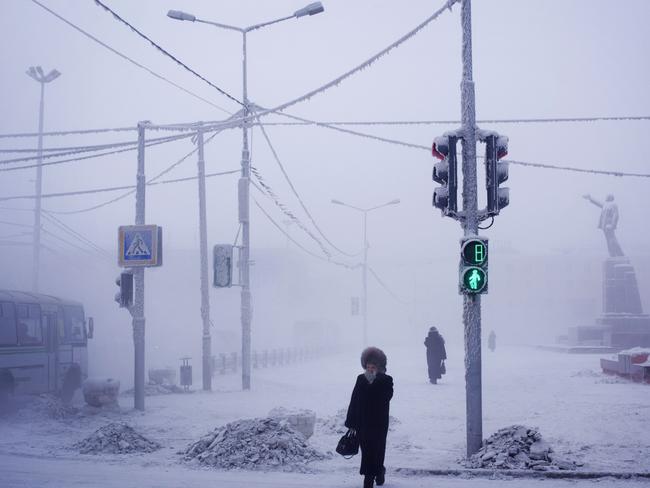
(16, 303, 43, 345)
(0, 302, 17, 345)
(63, 306, 85, 344)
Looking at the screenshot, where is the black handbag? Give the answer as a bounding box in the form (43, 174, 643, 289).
(336, 429, 359, 458)
(440, 360, 446, 375)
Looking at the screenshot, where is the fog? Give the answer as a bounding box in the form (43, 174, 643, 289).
(1, 0, 649, 390)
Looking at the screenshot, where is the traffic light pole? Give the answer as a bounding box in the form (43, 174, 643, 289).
(459, 0, 483, 457)
(362, 211, 368, 347)
(133, 121, 147, 411)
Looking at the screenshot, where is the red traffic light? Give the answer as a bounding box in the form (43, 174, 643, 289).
(432, 136, 450, 160)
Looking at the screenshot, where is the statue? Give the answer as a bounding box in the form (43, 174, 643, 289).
(582, 194, 624, 257)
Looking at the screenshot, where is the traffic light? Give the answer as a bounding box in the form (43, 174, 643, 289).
(213, 244, 233, 288)
(115, 272, 134, 308)
(431, 134, 459, 215)
(459, 237, 488, 294)
(485, 134, 509, 216)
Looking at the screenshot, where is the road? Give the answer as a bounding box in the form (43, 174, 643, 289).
(0, 452, 646, 488)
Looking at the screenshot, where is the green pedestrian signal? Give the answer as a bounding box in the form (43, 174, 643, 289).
(459, 237, 488, 294)
(462, 267, 487, 293)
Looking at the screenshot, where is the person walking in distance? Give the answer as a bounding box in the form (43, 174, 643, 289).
(345, 347, 393, 488)
(424, 326, 447, 384)
(488, 330, 496, 352)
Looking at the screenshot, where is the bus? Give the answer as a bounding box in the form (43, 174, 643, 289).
(0, 290, 94, 403)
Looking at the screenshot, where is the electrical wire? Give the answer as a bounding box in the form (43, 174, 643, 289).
(257, 0, 460, 116)
(29, 0, 232, 114)
(368, 266, 411, 306)
(253, 110, 359, 258)
(0, 168, 239, 202)
(42, 211, 111, 259)
(92, 0, 243, 107)
(252, 196, 359, 270)
(0, 132, 191, 166)
(256, 115, 650, 127)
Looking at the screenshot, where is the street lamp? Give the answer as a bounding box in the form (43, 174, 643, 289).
(26, 66, 61, 293)
(331, 198, 400, 346)
(167, 3, 324, 391)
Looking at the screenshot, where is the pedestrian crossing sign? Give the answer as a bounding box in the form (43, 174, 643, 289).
(118, 225, 163, 267)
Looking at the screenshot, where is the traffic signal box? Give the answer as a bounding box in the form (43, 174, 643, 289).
(115, 272, 134, 308)
(431, 134, 459, 216)
(459, 237, 488, 294)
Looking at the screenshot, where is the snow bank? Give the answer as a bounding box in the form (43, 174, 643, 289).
(74, 422, 161, 454)
(465, 425, 580, 471)
(183, 417, 329, 471)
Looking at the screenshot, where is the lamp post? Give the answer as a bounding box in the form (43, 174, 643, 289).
(167, 2, 324, 391)
(26, 66, 60, 292)
(331, 198, 400, 346)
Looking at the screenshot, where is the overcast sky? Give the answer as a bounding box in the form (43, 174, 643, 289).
(1, 0, 649, 263)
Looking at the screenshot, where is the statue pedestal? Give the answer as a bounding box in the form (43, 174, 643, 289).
(568, 258, 650, 349)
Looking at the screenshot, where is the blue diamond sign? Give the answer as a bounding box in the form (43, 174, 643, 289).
(118, 225, 163, 267)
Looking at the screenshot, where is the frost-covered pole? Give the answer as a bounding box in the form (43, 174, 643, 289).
(196, 126, 212, 391)
(26, 67, 60, 292)
(460, 0, 483, 456)
(133, 121, 147, 411)
(240, 31, 252, 391)
(362, 211, 368, 346)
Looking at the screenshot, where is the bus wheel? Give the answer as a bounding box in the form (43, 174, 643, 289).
(60, 364, 82, 404)
(0, 369, 14, 407)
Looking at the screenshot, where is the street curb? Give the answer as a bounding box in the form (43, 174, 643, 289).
(394, 467, 650, 480)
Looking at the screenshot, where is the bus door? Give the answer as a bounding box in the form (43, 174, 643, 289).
(42, 311, 59, 393)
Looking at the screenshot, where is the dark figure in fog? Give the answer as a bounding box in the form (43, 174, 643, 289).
(345, 347, 393, 488)
(488, 330, 496, 352)
(424, 327, 446, 384)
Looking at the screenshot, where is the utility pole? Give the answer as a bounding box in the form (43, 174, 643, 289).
(133, 121, 148, 411)
(459, 0, 482, 457)
(26, 66, 60, 292)
(331, 198, 400, 347)
(240, 31, 253, 391)
(166, 2, 325, 391)
(362, 212, 368, 346)
(196, 127, 212, 391)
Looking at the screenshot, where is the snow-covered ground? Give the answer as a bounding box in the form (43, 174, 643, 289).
(0, 345, 648, 487)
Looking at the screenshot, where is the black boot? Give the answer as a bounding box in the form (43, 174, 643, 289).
(363, 474, 374, 488)
(376, 467, 386, 486)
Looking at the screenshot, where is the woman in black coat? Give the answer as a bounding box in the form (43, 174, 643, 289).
(345, 347, 393, 488)
(424, 326, 447, 384)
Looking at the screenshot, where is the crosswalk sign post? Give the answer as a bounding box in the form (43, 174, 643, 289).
(118, 225, 163, 268)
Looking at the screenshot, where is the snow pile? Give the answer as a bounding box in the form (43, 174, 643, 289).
(465, 425, 579, 471)
(122, 382, 184, 396)
(317, 408, 400, 435)
(74, 422, 160, 454)
(28, 394, 78, 420)
(183, 417, 328, 471)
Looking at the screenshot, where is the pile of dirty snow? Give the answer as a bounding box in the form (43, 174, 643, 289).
(122, 382, 184, 396)
(15, 394, 79, 420)
(74, 422, 160, 454)
(184, 417, 328, 471)
(465, 425, 580, 471)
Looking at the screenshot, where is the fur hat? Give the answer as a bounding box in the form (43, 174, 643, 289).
(361, 347, 387, 373)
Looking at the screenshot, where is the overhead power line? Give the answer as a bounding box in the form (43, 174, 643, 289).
(30, 0, 231, 114)
(368, 266, 412, 306)
(252, 196, 359, 270)
(259, 115, 650, 127)
(253, 110, 359, 258)
(0, 133, 197, 174)
(0, 132, 191, 166)
(92, 0, 243, 108)
(0, 126, 136, 139)
(0, 169, 239, 202)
